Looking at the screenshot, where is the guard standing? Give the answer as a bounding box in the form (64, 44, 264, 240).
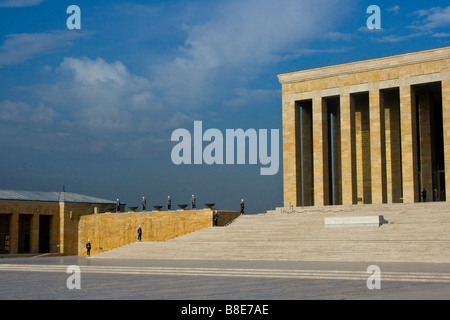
(137, 225, 142, 242)
(86, 239, 91, 257)
(116, 198, 120, 213)
(167, 196, 171, 210)
(240, 199, 245, 215)
(213, 211, 218, 227)
(191, 195, 196, 209)
(142, 197, 147, 211)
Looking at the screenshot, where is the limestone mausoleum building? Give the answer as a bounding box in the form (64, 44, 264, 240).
(277, 46, 450, 207)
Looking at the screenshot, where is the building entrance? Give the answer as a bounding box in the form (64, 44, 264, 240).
(39, 215, 51, 253)
(18, 214, 32, 253)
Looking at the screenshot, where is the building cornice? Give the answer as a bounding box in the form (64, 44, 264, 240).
(277, 46, 450, 85)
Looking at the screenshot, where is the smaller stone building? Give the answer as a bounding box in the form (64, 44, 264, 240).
(0, 190, 117, 256)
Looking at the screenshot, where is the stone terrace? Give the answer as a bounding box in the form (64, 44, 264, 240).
(94, 202, 450, 263)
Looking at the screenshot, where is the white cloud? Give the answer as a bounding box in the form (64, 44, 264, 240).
(0, 0, 356, 156)
(366, 5, 450, 44)
(61, 57, 139, 87)
(113, 3, 161, 17)
(30, 104, 55, 124)
(387, 5, 400, 14)
(376, 32, 424, 43)
(413, 6, 450, 30)
(223, 88, 279, 108)
(0, 100, 29, 121)
(324, 32, 353, 42)
(0, 31, 83, 67)
(3, 56, 194, 156)
(274, 47, 351, 63)
(0, 100, 55, 123)
(433, 32, 450, 38)
(150, 0, 353, 108)
(56, 57, 161, 132)
(0, 0, 44, 8)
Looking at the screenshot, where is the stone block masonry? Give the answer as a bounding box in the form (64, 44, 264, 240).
(77, 209, 240, 256)
(278, 46, 450, 207)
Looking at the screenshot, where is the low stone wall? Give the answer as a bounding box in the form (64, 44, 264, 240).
(77, 209, 240, 256)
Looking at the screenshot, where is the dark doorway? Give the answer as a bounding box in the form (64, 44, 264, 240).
(39, 215, 51, 253)
(325, 96, 341, 205)
(296, 100, 313, 206)
(413, 82, 445, 202)
(18, 214, 32, 253)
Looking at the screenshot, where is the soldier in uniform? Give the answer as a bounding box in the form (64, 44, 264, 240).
(142, 197, 147, 211)
(213, 211, 218, 227)
(191, 195, 196, 209)
(86, 239, 91, 257)
(137, 225, 142, 242)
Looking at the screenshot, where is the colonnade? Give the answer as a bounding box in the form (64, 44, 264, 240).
(278, 47, 450, 207)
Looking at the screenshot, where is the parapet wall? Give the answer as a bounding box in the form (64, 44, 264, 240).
(77, 209, 240, 256)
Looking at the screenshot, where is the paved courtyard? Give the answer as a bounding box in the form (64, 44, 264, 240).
(1, 256, 450, 303)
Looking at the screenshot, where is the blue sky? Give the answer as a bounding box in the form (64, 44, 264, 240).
(0, 0, 449, 213)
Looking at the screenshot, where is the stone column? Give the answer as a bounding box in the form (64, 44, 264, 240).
(313, 96, 326, 206)
(442, 79, 450, 201)
(369, 88, 386, 203)
(400, 85, 419, 203)
(383, 90, 403, 203)
(59, 201, 65, 254)
(355, 108, 363, 204)
(282, 99, 300, 208)
(340, 92, 355, 204)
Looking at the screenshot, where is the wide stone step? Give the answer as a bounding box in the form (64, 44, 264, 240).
(94, 203, 450, 263)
